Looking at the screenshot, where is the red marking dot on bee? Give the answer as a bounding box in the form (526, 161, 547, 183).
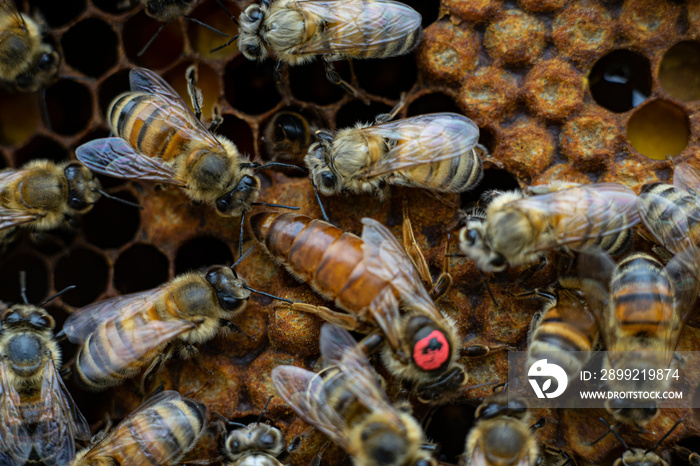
(413, 330, 449, 371)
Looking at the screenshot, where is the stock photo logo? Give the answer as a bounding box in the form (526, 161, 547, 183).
(528, 359, 568, 399)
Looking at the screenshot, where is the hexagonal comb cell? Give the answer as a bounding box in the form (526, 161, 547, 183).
(3, 0, 700, 464)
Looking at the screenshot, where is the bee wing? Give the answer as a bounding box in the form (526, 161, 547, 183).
(76, 137, 187, 187)
(637, 189, 697, 255)
(271, 365, 353, 453)
(0, 169, 43, 231)
(128, 68, 225, 151)
(673, 162, 700, 197)
(362, 114, 480, 177)
(513, 183, 640, 252)
(663, 247, 700, 353)
(577, 247, 617, 350)
(319, 324, 399, 414)
(63, 286, 169, 344)
(85, 391, 189, 461)
(0, 0, 24, 27)
(295, 0, 421, 55)
(32, 359, 90, 466)
(361, 217, 443, 322)
(0, 361, 31, 465)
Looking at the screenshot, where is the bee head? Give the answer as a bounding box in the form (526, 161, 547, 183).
(238, 4, 268, 61)
(2, 305, 55, 331)
(215, 174, 260, 217)
(305, 134, 338, 195)
(205, 266, 251, 313)
(64, 163, 102, 212)
(225, 423, 283, 460)
(15, 46, 60, 92)
(459, 221, 507, 272)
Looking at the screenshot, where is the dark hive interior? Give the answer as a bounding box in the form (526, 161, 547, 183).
(2, 0, 700, 464)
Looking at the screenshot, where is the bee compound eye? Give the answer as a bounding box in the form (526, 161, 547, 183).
(466, 229, 479, 246)
(248, 7, 262, 21)
(38, 53, 54, 70)
(16, 73, 32, 90)
(260, 432, 276, 448)
(490, 255, 506, 268)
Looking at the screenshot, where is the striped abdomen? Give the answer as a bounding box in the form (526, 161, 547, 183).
(250, 212, 392, 314)
(75, 309, 171, 390)
(554, 187, 633, 256)
(610, 254, 674, 345)
(528, 295, 598, 380)
(108, 92, 198, 164)
(638, 182, 700, 253)
(78, 397, 206, 465)
(397, 146, 482, 193)
(298, 0, 422, 60)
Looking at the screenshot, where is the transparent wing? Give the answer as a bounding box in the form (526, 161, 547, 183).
(663, 246, 700, 354)
(296, 0, 421, 55)
(128, 68, 225, 151)
(84, 391, 186, 460)
(319, 324, 400, 424)
(0, 169, 43, 231)
(0, 362, 31, 465)
(577, 247, 616, 351)
(75, 138, 186, 187)
(673, 162, 700, 197)
(513, 183, 640, 252)
(62, 285, 170, 344)
(363, 114, 480, 177)
(32, 359, 91, 466)
(360, 217, 442, 322)
(637, 189, 698, 255)
(271, 365, 352, 452)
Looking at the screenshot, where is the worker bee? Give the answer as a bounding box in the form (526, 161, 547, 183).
(62, 265, 255, 391)
(0, 0, 60, 92)
(230, 0, 422, 93)
(459, 390, 539, 466)
(523, 277, 599, 384)
(272, 324, 436, 466)
(459, 182, 640, 273)
(220, 411, 285, 466)
(0, 297, 90, 465)
(251, 211, 467, 403)
(637, 162, 700, 255)
(76, 67, 281, 219)
(263, 110, 321, 165)
(306, 113, 484, 200)
(72, 390, 207, 465)
(578, 248, 700, 427)
(0, 160, 105, 246)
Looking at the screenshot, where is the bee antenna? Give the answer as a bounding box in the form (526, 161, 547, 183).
(39, 285, 77, 307)
(479, 269, 499, 308)
(251, 202, 300, 210)
(210, 35, 239, 53)
(95, 189, 144, 210)
(645, 417, 684, 454)
(182, 16, 228, 37)
(19, 271, 28, 304)
(311, 180, 330, 223)
(591, 418, 626, 449)
(231, 246, 254, 271)
(215, 0, 239, 25)
(243, 285, 292, 304)
(138, 21, 169, 57)
(213, 412, 247, 429)
(256, 395, 274, 423)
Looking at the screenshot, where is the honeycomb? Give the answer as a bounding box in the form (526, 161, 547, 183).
(2, 0, 700, 464)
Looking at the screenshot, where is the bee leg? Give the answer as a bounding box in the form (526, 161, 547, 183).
(402, 200, 435, 288)
(324, 60, 369, 105)
(463, 343, 516, 357)
(139, 348, 173, 396)
(374, 92, 407, 124)
(287, 302, 361, 331)
(186, 65, 204, 122)
(208, 104, 223, 132)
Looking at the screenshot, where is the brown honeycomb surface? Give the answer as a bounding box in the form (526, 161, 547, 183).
(3, 0, 700, 465)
